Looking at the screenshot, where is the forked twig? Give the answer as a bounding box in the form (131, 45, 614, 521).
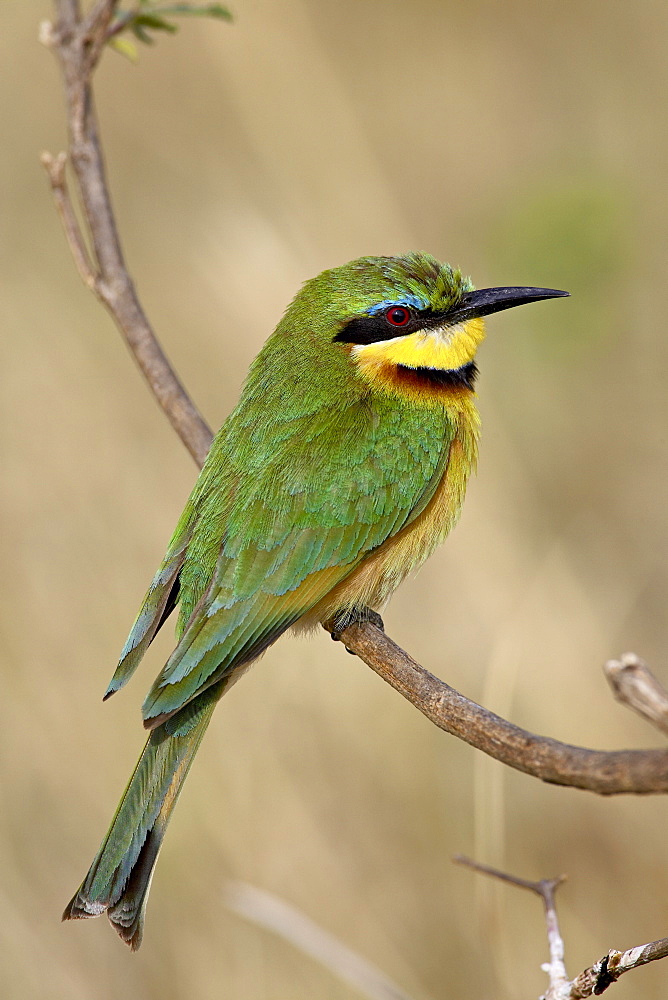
(455, 856, 668, 998)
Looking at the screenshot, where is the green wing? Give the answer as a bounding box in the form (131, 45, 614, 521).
(140, 395, 455, 727)
(104, 500, 198, 699)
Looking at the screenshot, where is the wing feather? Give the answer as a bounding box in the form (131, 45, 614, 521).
(104, 500, 198, 699)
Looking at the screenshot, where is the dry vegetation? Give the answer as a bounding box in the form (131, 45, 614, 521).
(3, 1, 668, 998)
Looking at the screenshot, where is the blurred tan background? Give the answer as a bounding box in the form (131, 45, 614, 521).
(3, 1, 668, 997)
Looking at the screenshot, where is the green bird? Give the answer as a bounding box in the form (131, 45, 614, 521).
(63, 252, 567, 948)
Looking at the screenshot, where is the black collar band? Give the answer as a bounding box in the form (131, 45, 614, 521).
(396, 361, 478, 390)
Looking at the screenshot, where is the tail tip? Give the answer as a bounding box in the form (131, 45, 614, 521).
(103, 679, 122, 701)
(109, 909, 144, 951)
(63, 892, 145, 949)
(62, 892, 107, 922)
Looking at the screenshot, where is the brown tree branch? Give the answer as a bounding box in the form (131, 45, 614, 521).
(327, 623, 668, 795)
(456, 856, 668, 998)
(571, 939, 668, 998)
(41, 0, 213, 466)
(604, 653, 668, 737)
(42, 2, 668, 796)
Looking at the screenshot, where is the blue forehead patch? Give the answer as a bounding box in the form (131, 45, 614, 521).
(366, 294, 427, 316)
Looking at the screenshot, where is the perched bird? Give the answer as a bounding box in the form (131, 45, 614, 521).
(63, 253, 567, 948)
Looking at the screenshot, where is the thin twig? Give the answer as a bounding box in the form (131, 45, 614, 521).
(225, 882, 418, 1000)
(40, 151, 96, 287)
(456, 857, 668, 998)
(454, 855, 567, 898)
(604, 653, 668, 737)
(80, 0, 117, 75)
(455, 856, 570, 998)
(42, 0, 213, 466)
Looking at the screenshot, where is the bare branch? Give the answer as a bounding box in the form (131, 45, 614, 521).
(225, 882, 418, 1000)
(43, 0, 213, 466)
(455, 857, 569, 997)
(454, 855, 567, 899)
(604, 653, 668, 737)
(40, 150, 96, 287)
(330, 622, 668, 795)
(572, 939, 668, 996)
(457, 858, 668, 998)
(79, 0, 117, 76)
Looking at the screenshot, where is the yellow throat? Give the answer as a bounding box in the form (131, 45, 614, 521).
(350, 316, 486, 405)
(352, 316, 485, 373)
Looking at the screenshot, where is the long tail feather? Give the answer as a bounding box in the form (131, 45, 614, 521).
(63, 680, 224, 949)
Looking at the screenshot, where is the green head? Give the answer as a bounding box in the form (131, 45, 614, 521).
(246, 253, 568, 409)
(307, 252, 474, 321)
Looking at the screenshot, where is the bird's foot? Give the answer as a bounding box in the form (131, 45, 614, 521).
(326, 606, 385, 654)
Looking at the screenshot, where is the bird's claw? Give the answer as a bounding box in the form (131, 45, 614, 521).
(327, 607, 385, 654)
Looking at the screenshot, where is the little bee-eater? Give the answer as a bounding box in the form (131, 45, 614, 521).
(64, 253, 567, 948)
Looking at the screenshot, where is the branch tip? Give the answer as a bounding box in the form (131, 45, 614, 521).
(604, 653, 668, 736)
(38, 19, 57, 47)
(453, 855, 566, 902)
(41, 149, 67, 184)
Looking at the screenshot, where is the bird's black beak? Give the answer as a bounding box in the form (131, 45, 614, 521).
(447, 286, 569, 325)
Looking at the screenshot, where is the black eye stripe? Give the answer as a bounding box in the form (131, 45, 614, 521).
(334, 307, 448, 346)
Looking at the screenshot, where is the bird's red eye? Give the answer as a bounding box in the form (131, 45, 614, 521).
(384, 306, 411, 327)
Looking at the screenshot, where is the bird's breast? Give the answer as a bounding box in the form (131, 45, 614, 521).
(302, 397, 480, 625)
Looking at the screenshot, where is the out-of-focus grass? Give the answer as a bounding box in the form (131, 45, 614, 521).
(2, 2, 668, 998)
